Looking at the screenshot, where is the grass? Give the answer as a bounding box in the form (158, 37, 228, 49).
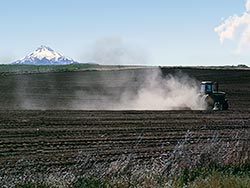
(190, 173, 250, 188)
(12, 164, 250, 188)
(15, 183, 49, 188)
(0, 64, 144, 74)
(70, 165, 250, 188)
(73, 178, 107, 188)
(15, 164, 250, 188)
(175, 163, 250, 187)
(0, 64, 99, 74)
(5, 130, 250, 188)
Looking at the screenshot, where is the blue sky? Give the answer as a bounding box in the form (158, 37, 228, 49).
(0, 0, 249, 66)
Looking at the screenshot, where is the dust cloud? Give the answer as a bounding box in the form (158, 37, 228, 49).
(85, 37, 149, 65)
(8, 68, 206, 110)
(71, 68, 207, 110)
(116, 69, 206, 110)
(75, 37, 206, 110)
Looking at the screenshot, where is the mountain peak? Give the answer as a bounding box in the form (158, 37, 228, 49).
(30, 45, 63, 61)
(12, 46, 79, 65)
(36, 45, 54, 52)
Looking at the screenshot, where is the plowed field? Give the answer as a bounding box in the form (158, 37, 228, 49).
(0, 67, 249, 176)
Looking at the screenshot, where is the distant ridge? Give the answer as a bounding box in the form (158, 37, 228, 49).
(12, 45, 79, 65)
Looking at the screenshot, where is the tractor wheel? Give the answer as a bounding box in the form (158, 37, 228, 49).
(222, 101, 229, 110)
(213, 102, 223, 111)
(201, 95, 214, 110)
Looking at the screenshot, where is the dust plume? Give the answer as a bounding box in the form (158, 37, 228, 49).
(85, 37, 149, 65)
(75, 37, 205, 110)
(9, 68, 206, 110)
(117, 69, 206, 110)
(71, 68, 207, 110)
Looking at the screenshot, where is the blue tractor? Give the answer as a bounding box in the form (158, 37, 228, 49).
(200, 81, 228, 110)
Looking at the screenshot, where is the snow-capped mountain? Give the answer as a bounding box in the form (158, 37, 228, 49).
(12, 46, 79, 65)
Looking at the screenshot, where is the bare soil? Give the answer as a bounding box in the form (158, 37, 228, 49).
(0, 67, 249, 175)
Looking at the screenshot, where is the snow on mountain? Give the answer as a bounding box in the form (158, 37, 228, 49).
(12, 45, 79, 65)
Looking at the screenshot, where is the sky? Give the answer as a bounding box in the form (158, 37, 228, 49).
(0, 0, 250, 66)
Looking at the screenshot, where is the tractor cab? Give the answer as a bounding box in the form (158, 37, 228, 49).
(200, 81, 218, 94)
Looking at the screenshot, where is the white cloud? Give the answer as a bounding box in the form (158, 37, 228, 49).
(214, 0, 250, 53)
(246, 0, 250, 12)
